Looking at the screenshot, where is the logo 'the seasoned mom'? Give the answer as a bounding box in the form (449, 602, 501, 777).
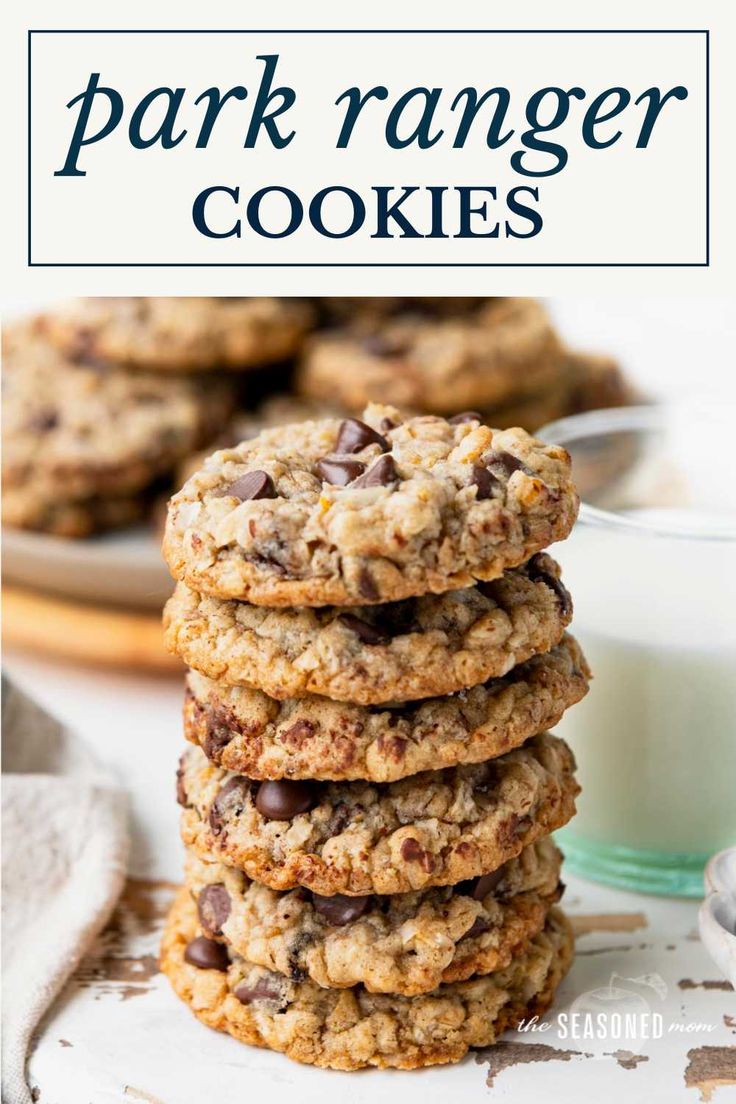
(52, 53, 689, 241)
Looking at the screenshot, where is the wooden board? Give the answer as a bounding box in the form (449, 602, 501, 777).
(2, 585, 181, 673)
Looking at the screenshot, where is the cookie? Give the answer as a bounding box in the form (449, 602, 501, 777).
(161, 889, 573, 1070)
(1, 489, 146, 538)
(166, 551, 574, 704)
(297, 299, 566, 415)
(2, 321, 234, 521)
(178, 732, 579, 896)
(183, 634, 589, 781)
(163, 405, 578, 605)
(184, 837, 562, 995)
(42, 297, 316, 373)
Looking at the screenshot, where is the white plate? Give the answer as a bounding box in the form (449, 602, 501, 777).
(2, 525, 173, 610)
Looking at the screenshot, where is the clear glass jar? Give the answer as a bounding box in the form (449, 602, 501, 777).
(540, 404, 736, 896)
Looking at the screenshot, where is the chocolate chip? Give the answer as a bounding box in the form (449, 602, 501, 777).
(255, 779, 317, 820)
(377, 733, 408, 761)
(349, 455, 398, 488)
(28, 409, 59, 432)
(449, 411, 483, 425)
(281, 719, 316, 748)
(477, 580, 499, 602)
(312, 892, 372, 926)
(315, 458, 366, 486)
(526, 554, 572, 618)
(209, 776, 250, 835)
(403, 839, 432, 865)
(184, 936, 229, 972)
(456, 867, 505, 901)
(470, 464, 501, 500)
(337, 613, 389, 645)
(500, 813, 534, 844)
(202, 713, 233, 763)
(358, 568, 379, 601)
(464, 916, 492, 939)
(471, 449, 531, 498)
(335, 418, 388, 454)
(224, 470, 276, 500)
(197, 884, 231, 937)
(486, 450, 532, 477)
(234, 975, 283, 1005)
(381, 599, 422, 636)
(403, 839, 419, 865)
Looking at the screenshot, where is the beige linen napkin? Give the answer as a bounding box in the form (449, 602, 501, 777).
(1, 677, 129, 1104)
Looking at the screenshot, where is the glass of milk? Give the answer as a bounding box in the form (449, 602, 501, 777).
(541, 404, 736, 896)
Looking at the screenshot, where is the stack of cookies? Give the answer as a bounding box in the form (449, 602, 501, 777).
(160, 402, 589, 1071)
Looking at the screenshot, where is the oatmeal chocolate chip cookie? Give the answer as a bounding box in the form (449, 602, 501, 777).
(161, 889, 573, 1070)
(178, 732, 579, 896)
(183, 634, 589, 781)
(165, 552, 574, 704)
(2, 320, 234, 515)
(184, 838, 562, 995)
(296, 299, 566, 416)
(43, 297, 316, 373)
(163, 405, 578, 605)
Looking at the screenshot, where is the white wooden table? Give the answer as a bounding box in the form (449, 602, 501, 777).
(6, 651, 736, 1104)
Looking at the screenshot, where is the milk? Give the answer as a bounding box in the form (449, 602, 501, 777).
(554, 509, 736, 858)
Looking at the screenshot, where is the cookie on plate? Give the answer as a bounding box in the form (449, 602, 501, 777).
(42, 297, 316, 373)
(178, 732, 579, 896)
(163, 405, 579, 605)
(182, 634, 588, 781)
(184, 837, 562, 995)
(2, 321, 234, 534)
(161, 889, 573, 1070)
(297, 299, 566, 415)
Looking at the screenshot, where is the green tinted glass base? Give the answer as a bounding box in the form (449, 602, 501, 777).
(557, 828, 707, 897)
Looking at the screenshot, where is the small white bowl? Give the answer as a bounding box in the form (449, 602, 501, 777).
(699, 847, 736, 987)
